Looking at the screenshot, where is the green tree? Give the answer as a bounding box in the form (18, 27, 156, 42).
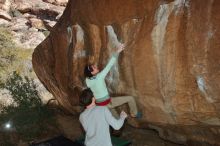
(0, 72, 54, 143)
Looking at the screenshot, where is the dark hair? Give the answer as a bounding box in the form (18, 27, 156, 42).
(80, 88, 94, 107)
(84, 64, 94, 78)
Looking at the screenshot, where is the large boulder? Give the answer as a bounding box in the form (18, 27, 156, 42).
(32, 0, 220, 145)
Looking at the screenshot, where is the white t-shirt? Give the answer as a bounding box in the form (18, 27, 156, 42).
(79, 106, 125, 146)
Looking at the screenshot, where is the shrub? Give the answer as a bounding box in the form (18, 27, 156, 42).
(0, 72, 55, 142)
(0, 26, 35, 84)
(0, 27, 16, 67)
(0, 26, 17, 84)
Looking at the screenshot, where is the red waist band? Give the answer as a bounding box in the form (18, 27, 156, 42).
(96, 98, 111, 106)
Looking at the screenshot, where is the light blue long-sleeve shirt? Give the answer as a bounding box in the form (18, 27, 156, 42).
(86, 53, 119, 102)
(79, 106, 125, 146)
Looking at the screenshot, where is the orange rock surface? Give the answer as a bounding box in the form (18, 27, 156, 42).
(33, 0, 220, 144)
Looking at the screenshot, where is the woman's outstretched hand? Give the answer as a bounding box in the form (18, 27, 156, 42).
(117, 43, 125, 53)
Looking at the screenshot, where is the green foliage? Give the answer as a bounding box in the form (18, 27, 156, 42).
(0, 26, 17, 84)
(3, 72, 41, 106)
(8, 8, 22, 17)
(0, 26, 35, 83)
(0, 27, 16, 67)
(43, 30, 50, 37)
(0, 72, 55, 142)
(0, 27, 15, 49)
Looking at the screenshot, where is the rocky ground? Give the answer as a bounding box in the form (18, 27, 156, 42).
(0, 0, 68, 106)
(0, 0, 68, 49)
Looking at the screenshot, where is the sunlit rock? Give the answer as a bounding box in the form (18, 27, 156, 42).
(32, 0, 220, 145)
(43, 0, 68, 6)
(0, 9, 11, 20)
(0, 0, 11, 11)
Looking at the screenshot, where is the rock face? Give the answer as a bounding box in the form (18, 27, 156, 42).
(0, 0, 68, 48)
(32, 0, 220, 145)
